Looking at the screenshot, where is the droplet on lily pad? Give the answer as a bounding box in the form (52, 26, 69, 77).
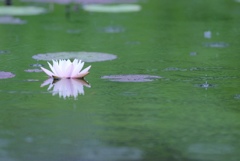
(0, 16, 26, 24)
(101, 74, 161, 82)
(83, 4, 141, 13)
(0, 6, 47, 16)
(0, 71, 15, 79)
(32, 51, 117, 62)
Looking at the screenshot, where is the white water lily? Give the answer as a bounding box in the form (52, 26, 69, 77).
(41, 59, 91, 79)
(41, 78, 91, 99)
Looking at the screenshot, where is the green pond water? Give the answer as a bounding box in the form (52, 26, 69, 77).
(0, 0, 240, 160)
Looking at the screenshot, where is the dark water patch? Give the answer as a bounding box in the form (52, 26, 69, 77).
(101, 74, 161, 82)
(203, 42, 229, 48)
(0, 71, 15, 79)
(234, 94, 240, 99)
(0, 50, 10, 55)
(24, 69, 43, 73)
(0, 16, 26, 24)
(32, 51, 117, 62)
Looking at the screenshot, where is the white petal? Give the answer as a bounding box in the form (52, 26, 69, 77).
(41, 67, 54, 77)
(47, 61, 57, 75)
(71, 61, 84, 78)
(73, 65, 91, 78)
(52, 60, 63, 77)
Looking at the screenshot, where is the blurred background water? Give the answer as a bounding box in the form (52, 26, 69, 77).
(0, 0, 240, 160)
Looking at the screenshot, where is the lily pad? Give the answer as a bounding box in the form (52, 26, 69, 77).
(101, 74, 161, 82)
(83, 4, 141, 13)
(0, 71, 15, 79)
(0, 6, 47, 16)
(0, 16, 26, 24)
(32, 51, 117, 62)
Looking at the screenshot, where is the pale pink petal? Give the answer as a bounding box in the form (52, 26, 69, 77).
(41, 67, 54, 77)
(52, 60, 63, 77)
(71, 61, 84, 78)
(73, 65, 91, 78)
(40, 77, 54, 87)
(47, 62, 57, 75)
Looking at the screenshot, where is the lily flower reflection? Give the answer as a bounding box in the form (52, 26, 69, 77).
(41, 78, 90, 99)
(41, 59, 91, 79)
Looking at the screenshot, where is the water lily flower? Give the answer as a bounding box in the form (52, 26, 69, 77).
(41, 78, 90, 99)
(41, 59, 91, 79)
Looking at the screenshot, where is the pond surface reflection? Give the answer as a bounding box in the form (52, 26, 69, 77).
(41, 78, 90, 99)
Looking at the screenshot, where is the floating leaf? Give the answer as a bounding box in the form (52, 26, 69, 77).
(0, 71, 15, 79)
(83, 4, 141, 13)
(101, 74, 161, 82)
(0, 16, 26, 24)
(32, 51, 117, 62)
(0, 6, 47, 16)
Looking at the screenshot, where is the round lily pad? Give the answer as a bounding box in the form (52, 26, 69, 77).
(0, 16, 26, 24)
(0, 71, 15, 79)
(83, 4, 141, 13)
(101, 74, 161, 82)
(32, 51, 117, 62)
(0, 6, 47, 16)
